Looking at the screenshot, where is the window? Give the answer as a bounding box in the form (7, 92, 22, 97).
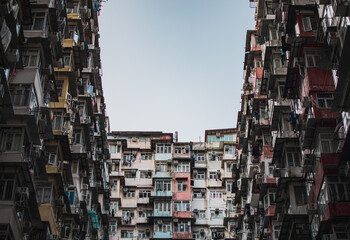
(304, 49, 321, 67)
(174, 162, 190, 172)
(317, 93, 333, 109)
(124, 171, 136, 178)
(139, 190, 151, 198)
(263, 191, 276, 210)
(226, 182, 233, 192)
(198, 210, 206, 219)
(73, 129, 82, 145)
(174, 146, 190, 154)
(52, 111, 64, 131)
(138, 210, 152, 218)
(65, 190, 76, 205)
(319, 133, 338, 153)
(255, 57, 262, 68)
(272, 221, 281, 240)
(302, 14, 317, 32)
(22, 49, 41, 67)
(273, 54, 283, 69)
(36, 183, 54, 204)
(193, 232, 200, 239)
(209, 172, 218, 179)
(140, 171, 152, 178)
(10, 84, 34, 107)
(208, 153, 222, 161)
(63, 54, 71, 67)
(195, 153, 205, 161)
(110, 202, 118, 216)
(0, 127, 24, 151)
(138, 230, 150, 239)
(174, 221, 191, 233)
(326, 176, 350, 202)
(224, 145, 234, 154)
(174, 201, 190, 212)
(56, 80, 64, 97)
(141, 153, 152, 160)
(194, 171, 205, 179)
(156, 162, 168, 172)
(71, 161, 78, 174)
(155, 181, 171, 192)
(109, 144, 116, 153)
(226, 163, 234, 172)
(210, 210, 223, 219)
(210, 191, 222, 199)
(208, 134, 233, 142)
(0, 173, 16, 200)
(154, 201, 171, 212)
(294, 186, 307, 205)
(177, 180, 187, 192)
(121, 230, 133, 238)
(109, 221, 117, 234)
(270, 28, 279, 40)
(23, 12, 47, 31)
(154, 221, 171, 232)
(156, 144, 171, 154)
(285, 147, 301, 167)
(124, 190, 135, 198)
(193, 190, 206, 198)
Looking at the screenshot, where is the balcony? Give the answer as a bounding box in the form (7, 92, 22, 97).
(155, 171, 171, 178)
(173, 232, 192, 239)
(154, 210, 172, 217)
(155, 153, 172, 161)
(321, 202, 350, 222)
(155, 190, 172, 197)
(153, 232, 172, 238)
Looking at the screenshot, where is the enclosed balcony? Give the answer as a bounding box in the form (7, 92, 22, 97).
(154, 201, 172, 217)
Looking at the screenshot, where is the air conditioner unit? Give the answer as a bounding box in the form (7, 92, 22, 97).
(200, 229, 205, 234)
(117, 141, 122, 146)
(17, 187, 29, 198)
(193, 169, 198, 174)
(185, 145, 190, 150)
(216, 133, 221, 138)
(157, 220, 163, 224)
(225, 145, 230, 151)
(215, 208, 220, 212)
(212, 152, 216, 155)
(201, 189, 206, 193)
(173, 218, 178, 222)
(173, 160, 178, 164)
(123, 187, 128, 192)
(132, 151, 137, 155)
(132, 137, 137, 142)
(82, 184, 89, 190)
(131, 169, 136, 173)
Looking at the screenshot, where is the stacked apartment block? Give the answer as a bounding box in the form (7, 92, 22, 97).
(234, 0, 350, 239)
(0, 0, 110, 239)
(107, 129, 239, 240)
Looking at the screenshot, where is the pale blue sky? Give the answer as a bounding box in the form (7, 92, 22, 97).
(99, 0, 255, 141)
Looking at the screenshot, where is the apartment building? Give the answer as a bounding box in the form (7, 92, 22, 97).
(234, 0, 350, 240)
(107, 129, 239, 240)
(0, 0, 109, 239)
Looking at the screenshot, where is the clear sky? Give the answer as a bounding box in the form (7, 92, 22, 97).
(99, 0, 256, 142)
